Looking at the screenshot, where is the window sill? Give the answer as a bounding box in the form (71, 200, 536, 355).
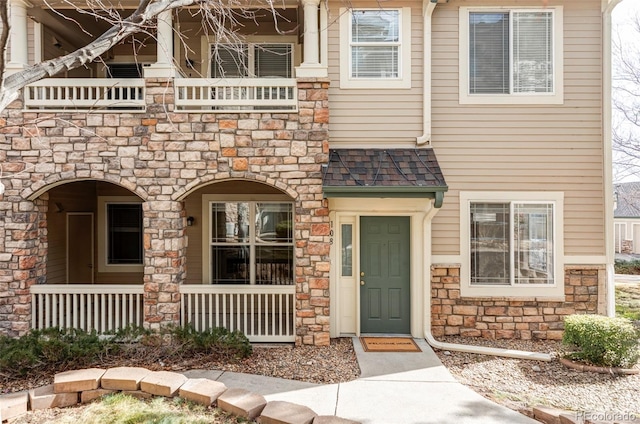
(459, 92, 564, 105)
(339, 78, 411, 90)
(460, 284, 565, 299)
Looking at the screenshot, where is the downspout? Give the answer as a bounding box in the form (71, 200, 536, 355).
(422, 205, 552, 361)
(603, 0, 622, 317)
(416, 0, 438, 145)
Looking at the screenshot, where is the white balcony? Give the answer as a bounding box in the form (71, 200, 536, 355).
(23, 78, 299, 113)
(24, 79, 146, 112)
(174, 78, 298, 112)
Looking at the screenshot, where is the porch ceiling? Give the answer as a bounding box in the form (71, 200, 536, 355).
(28, 4, 299, 51)
(322, 149, 448, 207)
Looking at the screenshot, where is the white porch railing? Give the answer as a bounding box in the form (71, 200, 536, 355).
(30, 285, 144, 333)
(180, 285, 295, 342)
(29, 284, 296, 342)
(174, 78, 298, 112)
(24, 79, 146, 112)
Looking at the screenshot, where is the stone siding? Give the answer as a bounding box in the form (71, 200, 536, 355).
(0, 78, 331, 345)
(431, 264, 605, 340)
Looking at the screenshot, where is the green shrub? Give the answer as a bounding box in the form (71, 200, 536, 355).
(0, 327, 108, 376)
(169, 325, 252, 359)
(563, 314, 640, 368)
(0, 325, 252, 381)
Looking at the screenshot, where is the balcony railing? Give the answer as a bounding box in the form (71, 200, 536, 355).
(23, 78, 298, 112)
(24, 79, 146, 112)
(175, 78, 298, 112)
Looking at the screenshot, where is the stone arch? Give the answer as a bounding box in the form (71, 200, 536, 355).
(23, 175, 149, 201)
(173, 172, 298, 202)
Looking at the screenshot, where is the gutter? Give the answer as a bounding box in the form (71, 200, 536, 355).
(602, 0, 623, 317)
(421, 206, 553, 362)
(416, 0, 438, 145)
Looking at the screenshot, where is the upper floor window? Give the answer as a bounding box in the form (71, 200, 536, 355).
(211, 43, 293, 78)
(351, 10, 400, 78)
(459, 7, 564, 104)
(340, 8, 411, 89)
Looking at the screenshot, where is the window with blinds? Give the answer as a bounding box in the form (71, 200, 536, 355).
(469, 10, 554, 95)
(350, 10, 400, 79)
(211, 43, 292, 78)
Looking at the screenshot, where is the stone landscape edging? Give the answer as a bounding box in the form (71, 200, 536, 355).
(558, 357, 640, 375)
(0, 366, 359, 424)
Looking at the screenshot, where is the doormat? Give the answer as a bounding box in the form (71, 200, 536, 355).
(360, 337, 421, 353)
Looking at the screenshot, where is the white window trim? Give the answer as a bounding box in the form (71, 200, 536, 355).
(458, 6, 564, 105)
(97, 196, 144, 273)
(339, 7, 412, 89)
(459, 191, 565, 298)
(201, 194, 293, 285)
(200, 35, 300, 79)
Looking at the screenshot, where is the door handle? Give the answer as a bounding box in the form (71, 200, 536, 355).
(360, 280, 365, 286)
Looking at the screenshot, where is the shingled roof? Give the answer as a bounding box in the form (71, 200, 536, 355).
(322, 149, 448, 207)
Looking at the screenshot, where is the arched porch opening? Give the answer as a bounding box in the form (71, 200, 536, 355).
(31, 180, 146, 333)
(180, 179, 297, 342)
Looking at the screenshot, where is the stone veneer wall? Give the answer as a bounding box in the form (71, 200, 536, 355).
(0, 78, 331, 345)
(431, 264, 606, 340)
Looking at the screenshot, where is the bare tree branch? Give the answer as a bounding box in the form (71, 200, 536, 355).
(0, 0, 285, 112)
(0, 0, 9, 90)
(613, 9, 640, 182)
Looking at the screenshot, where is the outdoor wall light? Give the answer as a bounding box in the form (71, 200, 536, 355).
(187, 216, 195, 226)
(0, 181, 4, 196)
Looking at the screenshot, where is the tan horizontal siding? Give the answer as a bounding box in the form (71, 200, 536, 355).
(322, 0, 606, 257)
(327, 0, 425, 142)
(431, 0, 605, 257)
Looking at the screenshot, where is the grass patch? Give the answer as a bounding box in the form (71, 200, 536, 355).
(616, 284, 640, 321)
(53, 393, 251, 424)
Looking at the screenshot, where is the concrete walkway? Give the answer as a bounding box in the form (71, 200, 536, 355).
(186, 338, 537, 424)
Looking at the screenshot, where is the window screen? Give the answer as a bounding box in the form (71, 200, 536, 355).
(469, 10, 553, 94)
(470, 201, 554, 286)
(211, 44, 292, 78)
(350, 10, 400, 78)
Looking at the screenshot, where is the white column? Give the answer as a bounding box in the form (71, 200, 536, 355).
(296, 0, 327, 78)
(144, 10, 175, 78)
(6, 0, 30, 74)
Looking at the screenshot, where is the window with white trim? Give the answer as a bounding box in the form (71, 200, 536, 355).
(470, 202, 554, 286)
(97, 196, 144, 273)
(211, 43, 293, 78)
(351, 10, 400, 78)
(339, 7, 411, 89)
(459, 7, 563, 104)
(207, 201, 294, 285)
(460, 192, 564, 298)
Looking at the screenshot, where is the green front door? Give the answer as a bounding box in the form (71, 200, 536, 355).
(360, 216, 411, 334)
